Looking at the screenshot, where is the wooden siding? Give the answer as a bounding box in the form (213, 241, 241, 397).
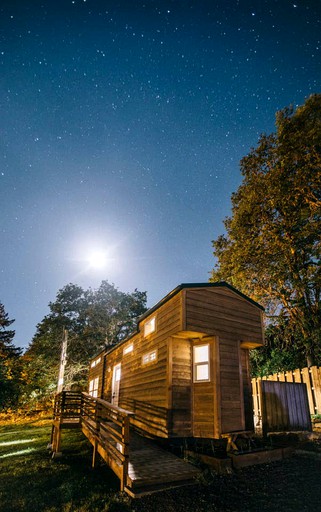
(170, 336, 192, 436)
(185, 287, 263, 434)
(241, 349, 254, 431)
(103, 292, 184, 437)
(184, 287, 263, 342)
(192, 337, 217, 438)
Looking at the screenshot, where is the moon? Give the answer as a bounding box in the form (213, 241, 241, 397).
(87, 250, 108, 269)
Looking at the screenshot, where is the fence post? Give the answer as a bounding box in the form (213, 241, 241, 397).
(311, 367, 321, 415)
(301, 367, 315, 414)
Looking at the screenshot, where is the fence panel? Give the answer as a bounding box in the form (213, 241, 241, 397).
(261, 381, 312, 435)
(252, 366, 321, 417)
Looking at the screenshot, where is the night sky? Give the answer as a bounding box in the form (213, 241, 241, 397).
(1, 0, 320, 349)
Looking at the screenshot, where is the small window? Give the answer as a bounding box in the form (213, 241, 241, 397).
(193, 344, 210, 382)
(114, 366, 121, 382)
(144, 316, 156, 337)
(89, 377, 99, 397)
(90, 357, 101, 369)
(123, 343, 133, 355)
(142, 349, 157, 365)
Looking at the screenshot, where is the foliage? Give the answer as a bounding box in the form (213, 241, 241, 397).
(23, 281, 147, 402)
(0, 303, 22, 410)
(250, 321, 308, 377)
(211, 94, 321, 366)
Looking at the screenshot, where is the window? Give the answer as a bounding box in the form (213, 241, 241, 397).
(89, 377, 99, 397)
(144, 316, 156, 337)
(114, 365, 121, 382)
(193, 344, 210, 382)
(142, 349, 157, 365)
(90, 357, 101, 369)
(123, 343, 133, 355)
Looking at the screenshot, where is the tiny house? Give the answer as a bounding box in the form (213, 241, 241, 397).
(88, 282, 264, 440)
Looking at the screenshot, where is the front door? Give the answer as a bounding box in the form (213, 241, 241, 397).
(111, 363, 121, 406)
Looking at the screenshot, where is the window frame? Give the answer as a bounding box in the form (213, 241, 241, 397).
(144, 316, 156, 337)
(193, 343, 210, 383)
(90, 356, 101, 369)
(89, 377, 99, 397)
(142, 349, 158, 366)
(123, 343, 134, 356)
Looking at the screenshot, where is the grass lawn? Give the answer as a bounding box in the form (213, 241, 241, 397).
(1, 418, 321, 512)
(0, 418, 128, 512)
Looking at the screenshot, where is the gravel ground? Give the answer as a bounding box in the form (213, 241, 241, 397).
(130, 453, 321, 512)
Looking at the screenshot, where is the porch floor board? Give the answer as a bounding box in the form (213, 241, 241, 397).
(126, 432, 200, 494)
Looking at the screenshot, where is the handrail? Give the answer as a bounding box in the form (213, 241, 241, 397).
(53, 391, 134, 491)
(95, 395, 135, 417)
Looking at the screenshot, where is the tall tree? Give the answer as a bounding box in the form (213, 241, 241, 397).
(24, 281, 147, 400)
(211, 94, 321, 366)
(0, 302, 22, 409)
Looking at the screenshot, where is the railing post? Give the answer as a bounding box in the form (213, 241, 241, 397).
(95, 398, 101, 432)
(121, 415, 130, 491)
(61, 390, 66, 417)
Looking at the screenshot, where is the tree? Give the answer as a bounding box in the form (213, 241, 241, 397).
(24, 281, 147, 401)
(250, 320, 307, 377)
(0, 302, 22, 409)
(211, 94, 321, 367)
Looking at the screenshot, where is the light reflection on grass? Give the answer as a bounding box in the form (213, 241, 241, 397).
(0, 438, 36, 447)
(0, 447, 36, 459)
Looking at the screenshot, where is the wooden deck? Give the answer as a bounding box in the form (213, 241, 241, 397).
(125, 433, 200, 497)
(51, 391, 200, 497)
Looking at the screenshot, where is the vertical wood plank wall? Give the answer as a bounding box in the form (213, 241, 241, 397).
(185, 287, 263, 434)
(171, 336, 192, 436)
(241, 349, 254, 431)
(252, 366, 321, 420)
(260, 380, 312, 434)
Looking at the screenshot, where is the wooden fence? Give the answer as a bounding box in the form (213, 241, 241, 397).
(252, 366, 321, 430)
(260, 380, 311, 435)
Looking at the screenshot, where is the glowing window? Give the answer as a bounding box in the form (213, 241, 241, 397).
(115, 366, 121, 382)
(89, 377, 99, 397)
(90, 357, 101, 368)
(193, 344, 210, 382)
(144, 316, 156, 337)
(142, 349, 157, 365)
(123, 344, 133, 355)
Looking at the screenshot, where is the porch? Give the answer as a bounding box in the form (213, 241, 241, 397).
(51, 391, 200, 497)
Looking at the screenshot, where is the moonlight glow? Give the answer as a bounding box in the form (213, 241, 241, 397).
(87, 251, 109, 269)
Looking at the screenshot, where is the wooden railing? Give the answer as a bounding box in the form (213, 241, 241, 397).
(120, 397, 169, 437)
(52, 391, 134, 491)
(53, 390, 82, 420)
